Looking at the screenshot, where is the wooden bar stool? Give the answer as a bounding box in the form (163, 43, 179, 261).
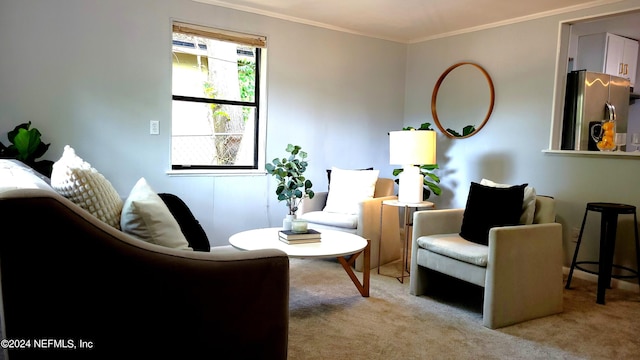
(565, 202, 640, 304)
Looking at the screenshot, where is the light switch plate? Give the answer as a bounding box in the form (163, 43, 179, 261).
(150, 120, 160, 135)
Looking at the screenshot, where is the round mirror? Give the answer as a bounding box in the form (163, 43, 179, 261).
(431, 62, 495, 139)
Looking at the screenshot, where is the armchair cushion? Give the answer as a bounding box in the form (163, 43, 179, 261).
(418, 234, 488, 267)
(480, 178, 537, 224)
(459, 182, 525, 245)
(323, 167, 379, 215)
(299, 210, 357, 229)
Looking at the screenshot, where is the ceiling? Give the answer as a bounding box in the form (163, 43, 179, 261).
(194, 0, 623, 43)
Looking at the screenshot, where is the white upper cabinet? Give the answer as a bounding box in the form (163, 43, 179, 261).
(577, 32, 639, 87)
(623, 38, 639, 86)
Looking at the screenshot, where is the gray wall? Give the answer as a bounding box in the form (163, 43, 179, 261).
(0, 0, 406, 244)
(405, 0, 640, 276)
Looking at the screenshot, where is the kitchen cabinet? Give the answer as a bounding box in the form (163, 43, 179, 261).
(577, 32, 639, 87)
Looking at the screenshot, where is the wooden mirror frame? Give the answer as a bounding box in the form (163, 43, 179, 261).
(431, 62, 495, 139)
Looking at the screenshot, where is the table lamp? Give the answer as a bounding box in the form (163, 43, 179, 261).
(389, 130, 436, 203)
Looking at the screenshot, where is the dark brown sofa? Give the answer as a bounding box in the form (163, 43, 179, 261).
(0, 160, 289, 359)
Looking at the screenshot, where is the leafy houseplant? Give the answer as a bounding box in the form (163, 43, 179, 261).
(392, 122, 442, 200)
(0, 122, 54, 177)
(446, 125, 476, 138)
(266, 144, 315, 215)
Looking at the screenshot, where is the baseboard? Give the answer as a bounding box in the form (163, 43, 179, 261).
(562, 266, 640, 292)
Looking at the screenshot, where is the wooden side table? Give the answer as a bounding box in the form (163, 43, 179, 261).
(378, 199, 434, 283)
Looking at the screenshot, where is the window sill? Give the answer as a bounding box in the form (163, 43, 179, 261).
(166, 169, 267, 176)
(543, 149, 640, 158)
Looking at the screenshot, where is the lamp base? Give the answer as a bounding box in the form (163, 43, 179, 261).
(397, 166, 424, 204)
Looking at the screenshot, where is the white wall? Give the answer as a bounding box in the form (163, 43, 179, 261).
(405, 0, 640, 273)
(0, 0, 406, 245)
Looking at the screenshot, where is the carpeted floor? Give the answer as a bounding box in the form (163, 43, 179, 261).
(288, 258, 640, 360)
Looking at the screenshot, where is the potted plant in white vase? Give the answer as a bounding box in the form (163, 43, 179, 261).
(266, 144, 315, 230)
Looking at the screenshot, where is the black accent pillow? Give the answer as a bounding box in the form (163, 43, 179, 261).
(158, 193, 211, 252)
(459, 182, 526, 245)
(326, 167, 374, 190)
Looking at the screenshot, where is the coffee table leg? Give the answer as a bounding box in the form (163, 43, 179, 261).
(338, 239, 370, 297)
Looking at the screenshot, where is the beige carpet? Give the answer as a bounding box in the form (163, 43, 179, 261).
(288, 258, 640, 359)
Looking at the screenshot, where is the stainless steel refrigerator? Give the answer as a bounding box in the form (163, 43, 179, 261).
(561, 70, 631, 150)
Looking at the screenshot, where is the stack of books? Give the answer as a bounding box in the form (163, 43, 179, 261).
(278, 229, 322, 244)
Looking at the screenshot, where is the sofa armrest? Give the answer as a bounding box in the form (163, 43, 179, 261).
(483, 222, 563, 328)
(355, 195, 400, 271)
(358, 195, 398, 227)
(297, 191, 328, 214)
(412, 208, 465, 238)
(410, 208, 464, 292)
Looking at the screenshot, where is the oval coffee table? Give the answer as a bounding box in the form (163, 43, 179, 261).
(229, 227, 371, 297)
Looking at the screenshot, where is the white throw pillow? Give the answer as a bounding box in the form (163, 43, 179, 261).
(323, 167, 380, 215)
(50, 145, 123, 229)
(480, 178, 536, 225)
(120, 177, 192, 250)
(0, 159, 53, 192)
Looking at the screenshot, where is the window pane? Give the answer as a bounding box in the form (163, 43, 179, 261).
(172, 35, 256, 102)
(172, 100, 256, 166)
(171, 22, 264, 171)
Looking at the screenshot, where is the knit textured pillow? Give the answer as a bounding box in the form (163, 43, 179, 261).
(51, 145, 123, 229)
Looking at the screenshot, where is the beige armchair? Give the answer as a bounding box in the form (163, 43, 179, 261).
(298, 178, 401, 271)
(409, 196, 563, 329)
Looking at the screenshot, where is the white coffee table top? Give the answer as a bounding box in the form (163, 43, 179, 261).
(229, 227, 367, 258)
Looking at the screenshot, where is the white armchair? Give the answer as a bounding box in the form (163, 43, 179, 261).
(298, 177, 401, 271)
(409, 195, 563, 329)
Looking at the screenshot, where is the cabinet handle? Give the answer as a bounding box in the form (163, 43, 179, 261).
(619, 63, 624, 75)
(623, 63, 628, 75)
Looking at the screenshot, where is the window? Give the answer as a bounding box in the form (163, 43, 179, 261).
(171, 22, 266, 171)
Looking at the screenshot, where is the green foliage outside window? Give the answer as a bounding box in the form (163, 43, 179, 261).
(238, 58, 255, 103)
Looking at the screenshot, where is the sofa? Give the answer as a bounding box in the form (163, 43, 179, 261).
(410, 182, 563, 329)
(0, 159, 290, 359)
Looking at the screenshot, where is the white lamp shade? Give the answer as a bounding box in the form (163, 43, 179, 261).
(389, 130, 437, 204)
(389, 130, 436, 165)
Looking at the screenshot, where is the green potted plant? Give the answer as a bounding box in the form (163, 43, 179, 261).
(266, 144, 315, 227)
(392, 122, 442, 200)
(0, 122, 54, 177)
(446, 125, 476, 138)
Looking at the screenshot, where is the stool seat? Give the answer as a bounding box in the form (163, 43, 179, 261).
(566, 202, 640, 304)
(587, 202, 636, 214)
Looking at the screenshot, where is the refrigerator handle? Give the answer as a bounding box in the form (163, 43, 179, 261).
(605, 102, 616, 121)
